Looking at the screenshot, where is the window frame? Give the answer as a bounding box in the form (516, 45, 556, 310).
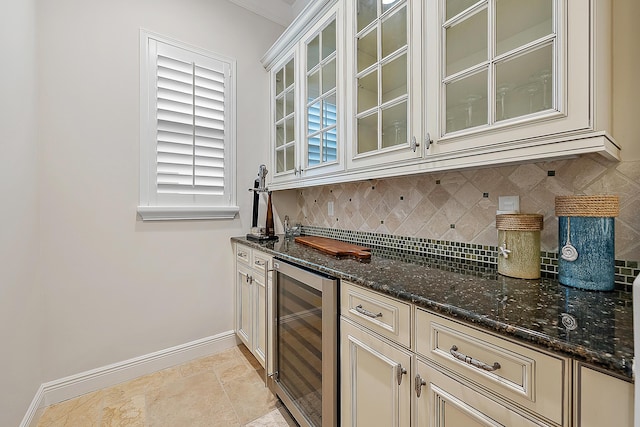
(138, 29, 239, 221)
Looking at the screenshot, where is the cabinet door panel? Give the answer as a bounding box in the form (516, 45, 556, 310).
(253, 273, 267, 368)
(415, 358, 550, 427)
(341, 318, 411, 427)
(236, 265, 252, 348)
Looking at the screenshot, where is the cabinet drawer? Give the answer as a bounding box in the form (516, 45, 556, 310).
(251, 251, 271, 273)
(341, 282, 411, 348)
(415, 309, 568, 426)
(236, 244, 251, 265)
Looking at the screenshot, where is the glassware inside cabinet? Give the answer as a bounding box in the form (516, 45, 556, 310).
(441, 0, 557, 137)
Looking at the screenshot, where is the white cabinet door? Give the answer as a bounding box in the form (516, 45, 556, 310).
(424, 0, 619, 170)
(271, 52, 300, 184)
(341, 317, 411, 427)
(345, 0, 425, 171)
(575, 364, 633, 427)
(300, 3, 345, 180)
(252, 270, 267, 367)
(236, 264, 253, 349)
(415, 358, 550, 427)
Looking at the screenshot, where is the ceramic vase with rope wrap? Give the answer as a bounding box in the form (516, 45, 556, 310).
(555, 195, 619, 291)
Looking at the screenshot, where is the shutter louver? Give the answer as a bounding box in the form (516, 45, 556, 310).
(155, 53, 226, 196)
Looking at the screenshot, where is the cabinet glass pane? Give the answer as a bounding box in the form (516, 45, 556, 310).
(308, 102, 321, 134)
(381, 53, 407, 103)
(382, 101, 407, 148)
(276, 68, 284, 95)
(285, 117, 295, 143)
(307, 35, 320, 71)
(308, 71, 320, 101)
(445, 69, 488, 132)
(276, 124, 284, 147)
(358, 28, 377, 73)
(322, 59, 337, 94)
(285, 145, 295, 170)
(446, 0, 479, 20)
(382, 0, 402, 14)
(285, 89, 295, 115)
(276, 149, 285, 173)
(323, 129, 337, 162)
(381, 6, 407, 59)
(496, 44, 553, 120)
(496, 0, 553, 56)
(357, 0, 377, 32)
(322, 20, 337, 60)
(446, 8, 487, 76)
(285, 58, 295, 87)
(276, 96, 284, 121)
(357, 113, 378, 154)
(308, 136, 321, 166)
(358, 70, 378, 113)
(323, 94, 337, 127)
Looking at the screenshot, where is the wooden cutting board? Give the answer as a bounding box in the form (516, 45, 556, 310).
(294, 236, 371, 260)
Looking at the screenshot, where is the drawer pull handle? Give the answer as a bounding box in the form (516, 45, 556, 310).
(450, 345, 501, 372)
(355, 305, 382, 319)
(254, 260, 265, 266)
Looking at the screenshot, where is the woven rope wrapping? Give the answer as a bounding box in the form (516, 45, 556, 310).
(555, 195, 619, 217)
(495, 214, 544, 231)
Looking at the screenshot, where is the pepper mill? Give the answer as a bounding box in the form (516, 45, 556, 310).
(265, 191, 275, 237)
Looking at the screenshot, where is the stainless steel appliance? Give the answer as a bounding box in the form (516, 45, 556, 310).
(270, 259, 338, 427)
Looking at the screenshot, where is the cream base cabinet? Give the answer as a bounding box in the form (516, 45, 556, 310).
(574, 363, 633, 427)
(234, 244, 271, 369)
(340, 317, 412, 427)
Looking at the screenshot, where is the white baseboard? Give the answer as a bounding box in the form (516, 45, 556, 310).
(21, 331, 240, 427)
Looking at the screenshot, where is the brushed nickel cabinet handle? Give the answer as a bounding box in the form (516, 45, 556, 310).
(355, 304, 382, 319)
(415, 374, 427, 398)
(254, 259, 266, 267)
(450, 345, 501, 372)
(396, 364, 407, 385)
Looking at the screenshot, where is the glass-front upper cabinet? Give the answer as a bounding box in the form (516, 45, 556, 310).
(442, 0, 556, 135)
(302, 3, 345, 178)
(425, 0, 614, 165)
(347, 0, 423, 169)
(273, 54, 297, 180)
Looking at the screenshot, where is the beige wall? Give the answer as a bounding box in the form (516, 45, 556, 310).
(36, 0, 282, 382)
(0, 0, 43, 425)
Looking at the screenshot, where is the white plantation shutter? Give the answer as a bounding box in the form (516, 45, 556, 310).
(138, 31, 238, 220)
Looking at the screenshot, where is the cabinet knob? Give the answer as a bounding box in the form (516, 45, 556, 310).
(425, 133, 433, 152)
(415, 374, 427, 398)
(396, 364, 407, 385)
(410, 136, 420, 152)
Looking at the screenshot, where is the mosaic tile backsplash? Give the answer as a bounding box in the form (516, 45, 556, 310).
(286, 154, 640, 294)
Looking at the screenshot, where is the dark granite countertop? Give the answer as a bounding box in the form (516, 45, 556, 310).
(232, 235, 634, 380)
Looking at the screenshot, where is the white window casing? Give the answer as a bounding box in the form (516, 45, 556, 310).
(138, 30, 239, 220)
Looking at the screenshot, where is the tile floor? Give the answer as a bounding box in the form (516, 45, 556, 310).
(35, 345, 297, 426)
